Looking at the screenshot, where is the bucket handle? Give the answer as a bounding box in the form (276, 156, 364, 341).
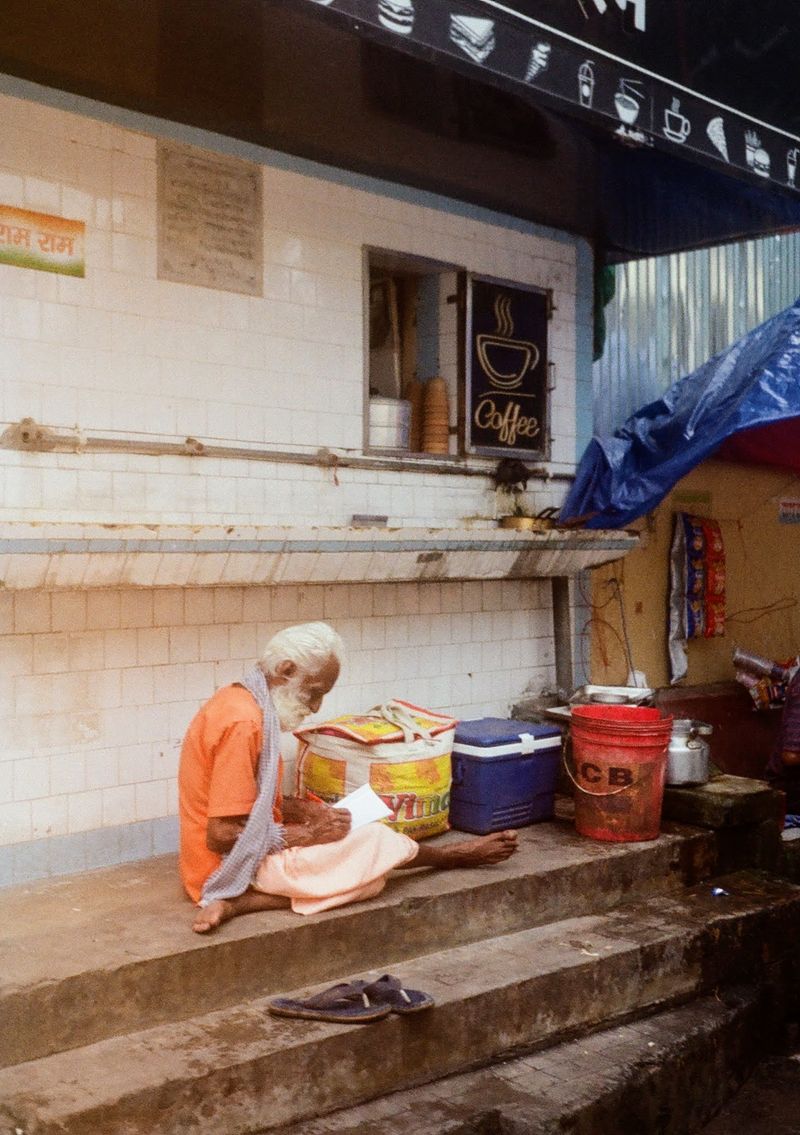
(561, 731, 634, 798)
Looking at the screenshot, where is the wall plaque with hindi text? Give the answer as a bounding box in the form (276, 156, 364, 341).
(157, 142, 263, 296)
(465, 275, 550, 459)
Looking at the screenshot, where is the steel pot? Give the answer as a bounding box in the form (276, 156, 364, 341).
(666, 718, 712, 785)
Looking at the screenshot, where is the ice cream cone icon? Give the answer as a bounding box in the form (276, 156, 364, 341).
(525, 41, 551, 82)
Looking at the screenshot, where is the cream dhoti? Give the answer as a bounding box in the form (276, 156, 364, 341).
(252, 823, 419, 915)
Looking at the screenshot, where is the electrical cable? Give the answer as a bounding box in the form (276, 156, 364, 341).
(606, 576, 637, 680)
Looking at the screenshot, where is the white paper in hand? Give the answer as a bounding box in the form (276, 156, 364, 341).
(333, 783, 392, 830)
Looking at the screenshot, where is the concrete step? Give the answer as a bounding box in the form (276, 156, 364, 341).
(1, 870, 798, 1135)
(0, 818, 716, 1068)
(271, 985, 777, 1135)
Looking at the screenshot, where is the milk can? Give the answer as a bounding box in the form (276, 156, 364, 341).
(666, 719, 712, 785)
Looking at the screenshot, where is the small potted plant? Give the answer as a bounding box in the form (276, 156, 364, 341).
(493, 458, 535, 530)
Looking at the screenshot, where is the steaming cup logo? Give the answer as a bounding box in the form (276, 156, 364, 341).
(476, 292, 540, 391)
(525, 41, 551, 83)
(745, 130, 771, 178)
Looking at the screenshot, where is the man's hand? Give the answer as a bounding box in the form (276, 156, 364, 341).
(206, 815, 248, 854)
(308, 807, 352, 844)
(282, 795, 329, 824)
(285, 807, 352, 848)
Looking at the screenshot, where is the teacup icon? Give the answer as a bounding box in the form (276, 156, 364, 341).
(663, 98, 691, 143)
(476, 335, 540, 389)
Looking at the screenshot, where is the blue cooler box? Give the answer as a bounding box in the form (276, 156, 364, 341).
(449, 718, 562, 834)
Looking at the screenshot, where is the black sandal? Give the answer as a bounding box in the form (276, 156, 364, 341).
(268, 981, 393, 1023)
(361, 974, 435, 1014)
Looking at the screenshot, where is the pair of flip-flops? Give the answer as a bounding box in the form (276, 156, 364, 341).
(268, 974, 435, 1023)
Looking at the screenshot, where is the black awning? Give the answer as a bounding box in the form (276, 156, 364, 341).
(298, 0, 800, 258)
(312, 0, 800, 199)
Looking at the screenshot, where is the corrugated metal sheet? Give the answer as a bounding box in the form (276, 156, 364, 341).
(594, 233, 800, 436)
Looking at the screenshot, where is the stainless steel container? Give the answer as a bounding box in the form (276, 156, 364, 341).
(666, 719, 712, 785)
(569, 685, 653, 706)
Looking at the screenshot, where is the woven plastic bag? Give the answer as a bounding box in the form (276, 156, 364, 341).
(295, 700, 456, 840)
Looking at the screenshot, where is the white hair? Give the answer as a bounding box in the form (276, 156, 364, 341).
(260, 621, 344, 678)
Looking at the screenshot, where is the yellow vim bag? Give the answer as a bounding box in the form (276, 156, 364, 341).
(295, 700, 456, 840)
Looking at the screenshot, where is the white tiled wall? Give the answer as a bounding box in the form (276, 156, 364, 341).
(0, 90, 581, 529)
(0, 578, 556, 883)
(0, 85, 584, 880)
(0, 449, 568, 527)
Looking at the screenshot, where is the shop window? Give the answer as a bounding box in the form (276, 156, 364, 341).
(366, 249, 463, 456)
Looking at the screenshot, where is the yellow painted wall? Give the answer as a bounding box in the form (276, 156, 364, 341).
(589, 460, 800, 689)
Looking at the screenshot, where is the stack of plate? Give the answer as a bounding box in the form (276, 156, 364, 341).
(368, 397, 411, 449)
(422, 377, 450, 454)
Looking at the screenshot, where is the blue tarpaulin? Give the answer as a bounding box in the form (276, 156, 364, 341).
(561, 297, 800, 529)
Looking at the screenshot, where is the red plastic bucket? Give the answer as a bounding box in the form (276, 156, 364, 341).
(568, 705, 673, 842)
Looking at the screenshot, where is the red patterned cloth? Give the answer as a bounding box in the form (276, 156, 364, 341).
(681, 514, 726, 639)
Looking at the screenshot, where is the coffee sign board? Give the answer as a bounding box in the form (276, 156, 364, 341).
(466, 275, 550, 458)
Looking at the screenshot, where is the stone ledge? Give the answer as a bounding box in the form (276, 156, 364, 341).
(0, 522, 638, 588)
(662, 774, 782, 830)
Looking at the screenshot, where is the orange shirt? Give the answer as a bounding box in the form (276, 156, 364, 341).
(178, 684, 283, 902)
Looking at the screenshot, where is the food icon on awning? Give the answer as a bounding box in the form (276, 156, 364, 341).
(614, 78, 648, 144)
(578, 61, 595, 108)
(706, 117, 729, 162)
(745, 130, 771, 178)
(524, 41, 551, 83)
(449, 15, 495, 64)
(663, 98, 691, 144)
(377, 0, 415, 34)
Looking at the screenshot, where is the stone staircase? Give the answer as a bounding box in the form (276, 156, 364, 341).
(1, 795, 798, 1135)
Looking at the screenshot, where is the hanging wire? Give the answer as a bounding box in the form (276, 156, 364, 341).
(727, 597, 798, 623)
(605, 577, 636, 680)
(580, 615, 631, 682)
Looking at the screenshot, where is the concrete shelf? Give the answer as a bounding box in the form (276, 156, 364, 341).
(0, 522, 638, 589)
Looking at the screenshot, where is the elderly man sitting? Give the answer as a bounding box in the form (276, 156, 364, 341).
(179, 621, 517, 933)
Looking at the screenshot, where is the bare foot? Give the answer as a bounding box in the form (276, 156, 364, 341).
(446, 830, 518, 867)
(191, 890, 290, 934)
(408, 829, 518, 871)
(192, 899, 234, 934)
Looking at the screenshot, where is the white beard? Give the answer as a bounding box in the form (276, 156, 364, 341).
(271, 681, 312, 732)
